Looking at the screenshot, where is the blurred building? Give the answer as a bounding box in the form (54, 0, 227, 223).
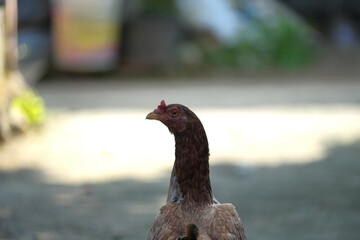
(13, 0, 360, 84)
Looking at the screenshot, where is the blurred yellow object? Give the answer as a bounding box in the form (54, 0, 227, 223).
(10, 89, 46, 126)
(51, 0, 122, 72)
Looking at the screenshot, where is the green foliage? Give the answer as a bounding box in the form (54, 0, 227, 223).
(10, 89, 46, 126)
(141, 0, 178, 16)
(267, 19, 315, 68)
(203, 19, 316, 69)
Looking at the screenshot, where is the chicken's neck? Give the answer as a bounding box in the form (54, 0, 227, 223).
(173, 122, 213, 206)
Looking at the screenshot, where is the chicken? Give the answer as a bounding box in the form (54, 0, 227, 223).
(146, 100, 246, 240)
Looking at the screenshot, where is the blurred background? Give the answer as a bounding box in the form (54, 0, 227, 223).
(0, 0, 360, 239)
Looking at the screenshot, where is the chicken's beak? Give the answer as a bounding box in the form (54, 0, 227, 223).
(146, 111, 160, 120)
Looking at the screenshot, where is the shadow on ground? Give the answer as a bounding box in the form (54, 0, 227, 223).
(1, 140, 360, 240)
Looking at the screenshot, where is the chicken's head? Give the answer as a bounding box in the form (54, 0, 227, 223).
(146, 100, 198, 134)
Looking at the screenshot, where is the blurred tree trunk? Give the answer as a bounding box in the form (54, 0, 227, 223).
(0, 0, 27, 142)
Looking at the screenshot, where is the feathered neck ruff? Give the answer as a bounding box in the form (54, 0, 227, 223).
(173, 119, 213, 206)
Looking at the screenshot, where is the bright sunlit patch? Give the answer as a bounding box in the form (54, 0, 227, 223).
(201, 106, 360, 165)
(0, 106, 359, 183)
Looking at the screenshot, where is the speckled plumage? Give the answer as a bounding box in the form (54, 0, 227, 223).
(146, 101, 246, 240)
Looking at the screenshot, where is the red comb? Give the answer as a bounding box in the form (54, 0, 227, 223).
(157, 100, 166, 110)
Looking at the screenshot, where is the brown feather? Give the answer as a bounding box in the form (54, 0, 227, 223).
(146, 101, 246, 240)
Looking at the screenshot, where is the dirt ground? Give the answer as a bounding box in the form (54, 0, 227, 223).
(0, 140, 360, 240)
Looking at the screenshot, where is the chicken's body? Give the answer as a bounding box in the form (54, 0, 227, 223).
(146, 101, 246, 240)
(148, 202, 244, 240)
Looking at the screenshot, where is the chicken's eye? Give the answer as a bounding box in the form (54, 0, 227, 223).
(169, 109, 178, 117)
